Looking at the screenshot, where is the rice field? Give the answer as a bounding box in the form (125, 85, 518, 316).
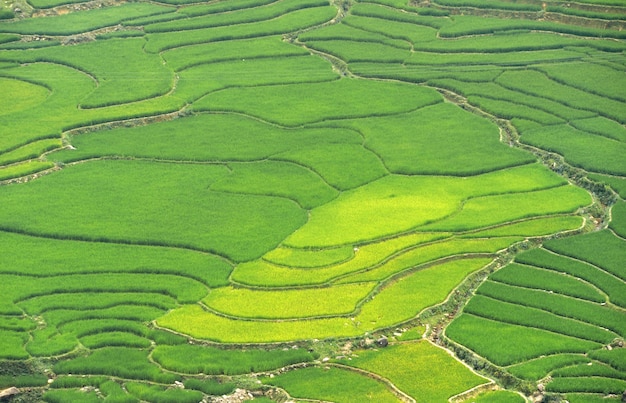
(0, 0, 624, 402)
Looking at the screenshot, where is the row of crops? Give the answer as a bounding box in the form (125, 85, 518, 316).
(0, 0, 624, 401)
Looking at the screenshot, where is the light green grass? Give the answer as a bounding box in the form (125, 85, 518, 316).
(0, 139, 62, 167)
(287, 164, 574, 247)
(233, 232, 449, 286)
(337, 341, 488, 401)
(263, 366, 402, 403)
(342, 238, 515, 283)
(464, 216, 582, 238)
(0, 330, 29, 359)
(159, 258, 491, 342)
(161, 35, 308, 71)
(0, 77, 49, 117)
(144, 6, 337, 53)
(173, 55, 337, 103)
(203, 282, 376, 319)
(263, 245, 354, 268)
(51, 113, 360, 164)
(0, 3, 173, 35)
(471, 390, 525, 403)
(194, 78, 442, 127)
(345, 102, 534, 175)
(420, 185, 590, 232)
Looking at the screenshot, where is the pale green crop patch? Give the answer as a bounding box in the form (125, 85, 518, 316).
(203, 282, 376, 319)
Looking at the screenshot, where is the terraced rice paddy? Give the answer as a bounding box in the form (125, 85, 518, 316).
(0, 0, 624, 402)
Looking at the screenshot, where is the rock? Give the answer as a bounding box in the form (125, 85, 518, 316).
(0, 387, 19, 399)
(322, 357, 330, 362)
(377, 337, 388, 347)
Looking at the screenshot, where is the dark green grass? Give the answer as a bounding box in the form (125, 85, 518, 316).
(348, 102, 534, 175)
(80, 332, 152, 349)
(569, 116, 626, 143)
(183, 378, 236, 396)
(50, 113, 360, 164)
(543, 230, 626, 282)
(589, 349, 626, 372)
(463, 295, 616, 344)
(0, 160, 307, 262)
(0, 3, 174, 35)
(446, 314, 600, 366)
(19, 293, 176, 315)
(152, 344, 317, 375)
(609, 200, 626, 238)
(552, 362, 626, 380)
(489, 263, 605, 303)
(519, 124, 626, 176)
(0, 330, 29, 359)
(516, 248, 626, 308)
(0, 230, 231, 286)
(476, 281, 626, 337)
(44, 389, 102, 403)
(546, 377, 626, 394)
(507, 354, 590, 381)
(54, 347, 178, 383)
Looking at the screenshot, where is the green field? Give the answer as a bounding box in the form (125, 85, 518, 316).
(0, 0, 624, 402)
